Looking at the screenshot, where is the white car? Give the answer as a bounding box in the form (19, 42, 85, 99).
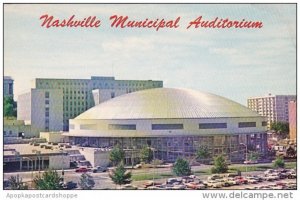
(246, 177, 258, 184)
(206, 180, 223, 188)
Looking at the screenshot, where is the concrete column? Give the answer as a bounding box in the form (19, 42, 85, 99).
(41, 157, 44, 169)
(35, 158, 37, 170)
(260, 133, 263, 152)
(19, 158, 22, 171)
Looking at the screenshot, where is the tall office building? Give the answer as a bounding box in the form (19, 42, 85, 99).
(19, 76, 163, 132)
(288, 100, 296, 143)
(18, 89, 63, 137)
(247, 94, 296, 128)
(4, 76, 14, 98)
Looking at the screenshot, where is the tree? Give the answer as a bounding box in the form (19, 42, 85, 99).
(248, 151, 260, 161)
(78, 173, 95, 190)
(196, 146, 211, 163)
(273, 156, 285, 168)
(8, 175, 28, 190)
(270, 122, 289, 139)
(4, 96, 17, 117)
(286, 146, 296, 158)
(34, 169, 63, 190)
(172, 158, 192, 176)
(140, 147, 153, 164)
(211, 155, 228, 174)
(109, 146, 125, 166)
(109, 164, 132, 187)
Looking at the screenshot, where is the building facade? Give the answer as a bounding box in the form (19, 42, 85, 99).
(64, 88, 268, 164)
(247, 94, 296, 128)
(288, 100, 296, 143)
(32, 76, 163, 131)
(4, 76, 14, 98)
(17, 89, 63, 136)
(3, 119, 31, 139)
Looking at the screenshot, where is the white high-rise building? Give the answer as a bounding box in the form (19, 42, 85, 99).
(247, 94, 296, 128)
(18, 89, 63, 136)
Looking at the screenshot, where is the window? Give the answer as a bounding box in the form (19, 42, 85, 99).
(152, 124, 183, 130)
(80, 124, 97, 130)
(199, 123, 227, 129)
(108, 124, 136, 130)
(45, 91, 50, 98)
(111, 92, 115, 98)
(45, 112, 49, 117)
(238, 122, 256, 128)
(262, 121, 267, 126)
(45, 100, 49, 104)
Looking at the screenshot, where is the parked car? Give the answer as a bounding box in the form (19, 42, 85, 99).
(63, 181, 77, 189)
(287, 172, 297, 179)
(252, 175, 264, 182)
(3, 180, 10, 189)
(75, 167, 89, 173)
(205, 180, 223, 188)
(246, 177, 258, 184)
(92, 166, 107, 173)
(225, 178, 239, 185)
(264, 169, 276, 175)
(218, 179, 230, 187)
(172, 184, 186, 190)
(167, 178, 182, 184)
(244, 160, 258, 164)
(234, 176, 248, 184)
(264, 174, 279, 181)
(185, 182, 205, 190)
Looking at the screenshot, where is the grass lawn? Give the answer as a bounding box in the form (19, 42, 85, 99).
(132, 173, 173, 181)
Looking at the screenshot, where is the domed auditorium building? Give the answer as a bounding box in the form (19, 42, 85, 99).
(64, 88, 268, 164)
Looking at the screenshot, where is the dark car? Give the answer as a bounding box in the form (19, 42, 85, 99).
(92, 166, 107, 173)
(64, 181, 77, 189)
(3, 180, 10, 189)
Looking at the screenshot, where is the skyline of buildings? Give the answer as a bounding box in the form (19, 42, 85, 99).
(247, 94, 296, 128)
(4, 74, 297, 139)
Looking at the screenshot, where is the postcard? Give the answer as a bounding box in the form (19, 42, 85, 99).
(2, 3, 297, 199)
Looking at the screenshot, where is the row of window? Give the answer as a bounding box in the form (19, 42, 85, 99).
(39, 81, 161, 88)
(103, 122, 265, 131)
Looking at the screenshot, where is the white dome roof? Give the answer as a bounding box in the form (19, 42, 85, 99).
(76, 88, 260, 120)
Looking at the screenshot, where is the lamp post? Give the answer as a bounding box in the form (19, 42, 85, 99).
(240, 143, 248, 173)
(150, 147, 156, 187)
(59, 150, 66, 182)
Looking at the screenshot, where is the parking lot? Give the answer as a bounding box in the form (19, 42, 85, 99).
(135, 168, 297, 190)
(4, 164, 297, 190)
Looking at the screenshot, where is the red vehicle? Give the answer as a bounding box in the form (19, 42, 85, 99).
(75, 167, 89, 173)
(234, 176, 248, 184)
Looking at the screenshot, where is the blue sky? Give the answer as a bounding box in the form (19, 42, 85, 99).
(4, 4, 296, 105)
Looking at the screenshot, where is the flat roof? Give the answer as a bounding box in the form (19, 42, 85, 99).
(4, 143, 72, 157)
